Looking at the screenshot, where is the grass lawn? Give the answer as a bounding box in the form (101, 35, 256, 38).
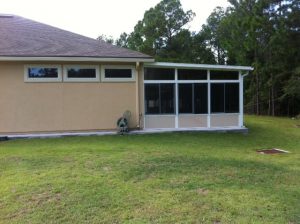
(0, 115, 299, 224)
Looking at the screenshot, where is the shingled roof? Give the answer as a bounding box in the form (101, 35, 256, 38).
(0, 14, 153, 61)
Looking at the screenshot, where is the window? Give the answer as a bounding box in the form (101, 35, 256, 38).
(178, 69, 207, 80)
(225, 83, 240, 113)
(145, 84, 159, 114)
(63, 65, 99, 82)
(24, 65, 62, 82)
(144, 68, 175, 80)
(179, 84, 193, 113)
(179, 83, 208, 114)
(210, 70, 239, 80)
(101, 65, 135, 82)
(194, 84, 208, 114)
(145, 84, 175, 114)
(211, 83, 239, 113)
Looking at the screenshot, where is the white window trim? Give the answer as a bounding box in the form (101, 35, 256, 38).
(63, 65, 100, 82)
(24, 64, 62, 82)
(101, 65, 136, 82)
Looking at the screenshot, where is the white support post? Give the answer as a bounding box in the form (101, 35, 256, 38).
(175, 68, 179, 128)
(239, 71, 244, 127)
(207, 70, 211, 128)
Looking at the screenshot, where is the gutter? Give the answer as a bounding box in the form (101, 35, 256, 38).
(0, 56, 155, 63)
(145, 62, 254, 72)
(242, 71, 250, 77)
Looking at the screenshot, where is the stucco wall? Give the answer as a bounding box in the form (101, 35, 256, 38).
(0, 62, 138, 133)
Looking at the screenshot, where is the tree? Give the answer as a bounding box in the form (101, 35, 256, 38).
(201, 7, 227, 64)
(115, 32, 129, 48)
(191, 31, 216, 64)
(97, 34, 114, 44)
(214, 0, 300, 116)
(116, 0, 195, 60)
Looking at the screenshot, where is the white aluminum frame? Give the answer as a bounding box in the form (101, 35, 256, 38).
(101, 65, 136, 82)
(145, 62, 253, 71)
(24, 64, 62, 82)
(143, 65, 250, 129)
(63, 65, 100, 82)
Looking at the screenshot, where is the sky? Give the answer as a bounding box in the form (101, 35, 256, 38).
(0, 0, 230, 39)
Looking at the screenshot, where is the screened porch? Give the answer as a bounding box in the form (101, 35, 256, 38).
(143, 63, 253, 130)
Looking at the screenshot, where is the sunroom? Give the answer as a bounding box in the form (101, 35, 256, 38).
(142, 62, 253, 130)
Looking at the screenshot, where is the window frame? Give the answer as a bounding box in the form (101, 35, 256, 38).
(24, 64, 62, 82)
(63, 65, 100, 82)
(101, 65, 136, 82)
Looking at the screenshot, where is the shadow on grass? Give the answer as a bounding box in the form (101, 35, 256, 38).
(121, 154, 299, 193)
(0, 156, 69, 172)
(120, 155, 299, 220)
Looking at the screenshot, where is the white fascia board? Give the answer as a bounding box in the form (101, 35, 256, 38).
(145, 62, 254, 71)
(0, 56, 155, 63)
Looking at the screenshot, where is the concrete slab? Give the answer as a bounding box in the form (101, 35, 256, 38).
(0, 127, 248, 140)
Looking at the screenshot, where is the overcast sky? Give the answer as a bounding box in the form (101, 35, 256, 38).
(0, 0, 230, 39)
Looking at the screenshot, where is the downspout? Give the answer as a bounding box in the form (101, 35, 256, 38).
(242, 71, 249, 78)
(135, 62, 140, 129)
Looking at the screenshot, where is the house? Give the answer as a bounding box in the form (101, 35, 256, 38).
(0, 14, 253, 135)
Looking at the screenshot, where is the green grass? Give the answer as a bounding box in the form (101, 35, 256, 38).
(0, 115, 299, 224)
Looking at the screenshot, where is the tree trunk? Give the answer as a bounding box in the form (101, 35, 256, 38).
(287, 99, 290, 117)
(256, 72, 260, 115)
(268, 88, 271, 115)
(271, 73, 275, 116)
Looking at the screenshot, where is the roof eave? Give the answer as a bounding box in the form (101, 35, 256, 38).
(0, 56, 155, 63)
(145, 62, 254, 71)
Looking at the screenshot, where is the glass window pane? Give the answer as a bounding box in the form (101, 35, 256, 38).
(211, 83, 225, 113)
(28, 68, 58, 78)
(210, 70, 239, 80)
(160, 84, 175, 114)
(179, 84, 193, 113)
(105, 69, 132, 78)
(145, 84, 159, 114)
(144, 68, 175, 80)
(194, 83, 208, 114)
(225, 83, 239, 113)
(178, 69, 207, 80)
(67, 68, 96, 78)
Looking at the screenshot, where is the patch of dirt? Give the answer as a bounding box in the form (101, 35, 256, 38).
(257, 148, 288, 154)
(196, 188, 209, 195)
(102, 166, 112, 172)
(295, 124, 300, 128)
(63, 156, 74, 162)
(29, 191, 62, 205)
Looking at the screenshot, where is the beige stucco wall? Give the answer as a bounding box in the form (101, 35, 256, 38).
(0, 62, 139, 133)
(211, 114, 239, 127)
